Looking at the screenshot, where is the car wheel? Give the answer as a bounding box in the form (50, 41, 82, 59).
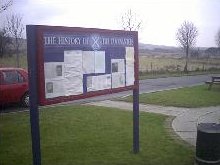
(21, 92, 29, 107)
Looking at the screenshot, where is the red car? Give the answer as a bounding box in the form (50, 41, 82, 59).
(0, 68, 29, 107)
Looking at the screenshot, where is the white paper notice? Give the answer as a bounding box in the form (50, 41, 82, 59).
(95, 51, 105, 73)
(64, 64, 82, 77)
(64, 50, 82, 64)
(44, 62, 66, 98)
(111, 59, 125, 73)
(126, 63, 134, 86)
(125, 47, 134, 62)
(45, 79, 65, 98)
(44, 62, 64, 79)
(112, 72, 125, 88)
(45, 50, 83, 98)
(87, 76, 92, 90)
(64, 76, 83, 96)
(87, 74, 111, 92)
(111, 59, 125, 88)
(82, 51, 95, 74)
(125, 47, 135, 86)
(64, 50, 83, 96)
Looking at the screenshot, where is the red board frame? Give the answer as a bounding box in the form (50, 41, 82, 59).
(34, 25, 138, 105)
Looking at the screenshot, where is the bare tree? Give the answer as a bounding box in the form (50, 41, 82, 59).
(176, 21, 198, 73)
(5, 13, 24, 67)
(0, 27, 12, 57)
(0, 0, 12, 13)
(215, 28, 220, 48)
(121, 9, 142, 31)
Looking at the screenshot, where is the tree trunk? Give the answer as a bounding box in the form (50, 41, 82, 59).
(16, 38, 19, 68)
(184, 46, 189, 73)
(0, 47, 3, 58)
(16, 48, 19, 67)
(184, 61, 188, 73)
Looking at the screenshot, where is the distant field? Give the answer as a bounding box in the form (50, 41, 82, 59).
(0, 55, 27, 69)
(139, 54, 220, 72)
(1, 54, 220, 75)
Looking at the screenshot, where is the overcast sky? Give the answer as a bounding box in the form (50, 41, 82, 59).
(1, 0, 220, 47)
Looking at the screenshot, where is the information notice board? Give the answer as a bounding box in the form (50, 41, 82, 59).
(29, 25, 138, 105)
(26, 25, 139, 165)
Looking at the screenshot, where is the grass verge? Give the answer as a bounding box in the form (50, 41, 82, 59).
(0, 105, 194, 165)
(139, 70, 220, 80)
(120, 85, 220, 108)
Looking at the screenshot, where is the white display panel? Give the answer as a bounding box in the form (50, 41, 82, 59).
(87, 74, 111, 92)
(44, 47, 134, 98)
(125, 47, 135, 86)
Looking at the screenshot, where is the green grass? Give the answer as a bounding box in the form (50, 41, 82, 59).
(121, 85, 220, 108)
(0, 105, 194, 165)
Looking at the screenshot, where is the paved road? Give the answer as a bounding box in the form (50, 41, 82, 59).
(72, 74, 219, 102)
(69, 74, 219, 102)
(1, 74, 219, 112)
(139, 74, 219, 94)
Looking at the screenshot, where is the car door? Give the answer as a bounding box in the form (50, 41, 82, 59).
(0, 70, 27, 104)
